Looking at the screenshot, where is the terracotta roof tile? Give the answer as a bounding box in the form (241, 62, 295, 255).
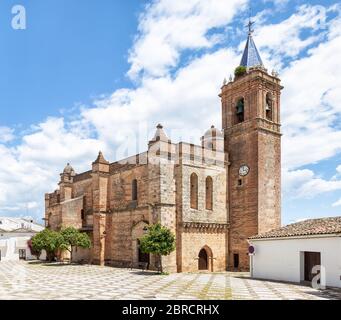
(250, 216, 341, 240)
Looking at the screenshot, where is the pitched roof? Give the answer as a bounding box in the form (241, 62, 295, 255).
(240, 34, 263, 68)
(250, 216, 341, 240)
(0, 217, 44, 232)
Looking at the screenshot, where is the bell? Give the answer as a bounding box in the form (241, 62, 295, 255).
(266, 104, 271, 111)
(236, 101, 244, 114)
(237, 106, 244, 114)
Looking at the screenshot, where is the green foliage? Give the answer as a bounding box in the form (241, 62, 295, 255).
(31, 229, 64, 260)
(60, 227, 91, 253)
(31, 227, 91, 263)
(234, 65, 247, 77)
(139, 223, 175, 273)
(139, 224, 175, 273)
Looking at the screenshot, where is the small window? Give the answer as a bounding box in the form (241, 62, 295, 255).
(190, 173, 198, 209)
(132, 179, 138, 201)
(190, 144, 195, 161)
(81, 209, 85, 221)
(236, 98, 245, 124)
(206, 176, 213, 210)
(238, 179, 243, 186)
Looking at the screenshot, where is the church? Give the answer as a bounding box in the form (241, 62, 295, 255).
(45, 26, 282, 273)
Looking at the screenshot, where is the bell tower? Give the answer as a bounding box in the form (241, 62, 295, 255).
(221, 21, 283, 270)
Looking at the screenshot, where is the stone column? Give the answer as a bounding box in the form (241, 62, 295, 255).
(91, 152, 110, 266)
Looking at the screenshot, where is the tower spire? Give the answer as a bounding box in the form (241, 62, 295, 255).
(240, 11, 263, 68)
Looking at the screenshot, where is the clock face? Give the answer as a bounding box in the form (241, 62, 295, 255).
(239, 165, 250, 177)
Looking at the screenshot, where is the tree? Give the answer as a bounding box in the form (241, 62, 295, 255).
(139, 224, 175, 273)
(234, 65, 247, 77)
(31, 229, 64, 262)
(60, 227, 91, 263)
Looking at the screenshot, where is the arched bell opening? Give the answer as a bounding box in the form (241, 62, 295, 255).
(266, 93, 273, 121)
(235, 98, 245, 124)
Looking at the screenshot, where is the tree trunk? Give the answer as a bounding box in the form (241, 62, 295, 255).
(69, 247, 73, 264)
(159, 255, 163, 274)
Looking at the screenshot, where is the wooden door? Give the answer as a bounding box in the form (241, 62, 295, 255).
(19, 249, 26, 260)
(304, 252, 321, 282)
(198, 249, 208, 270)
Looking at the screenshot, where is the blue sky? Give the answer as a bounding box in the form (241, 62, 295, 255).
(0, 0, 147, 126)
(0, 0, 341, 224)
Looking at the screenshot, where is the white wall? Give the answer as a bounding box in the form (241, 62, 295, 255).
(250, 236, 341, 288)
(0, 233, 39, 262)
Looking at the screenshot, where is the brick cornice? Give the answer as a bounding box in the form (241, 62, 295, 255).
(182, 222, 230, 231)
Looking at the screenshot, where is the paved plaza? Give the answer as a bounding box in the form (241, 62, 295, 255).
(0, 261, 340, 300)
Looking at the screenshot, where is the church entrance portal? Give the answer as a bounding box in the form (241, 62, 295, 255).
(198, 248, 209, 271)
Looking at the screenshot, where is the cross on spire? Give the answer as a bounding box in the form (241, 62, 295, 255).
(246, 6, 255, 35)
(246, 19, 255, 35)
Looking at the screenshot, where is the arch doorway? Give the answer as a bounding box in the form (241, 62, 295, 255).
(198, 249, 208, 270)
(198, 246, 213, 271)
(137, 239, 150, 265)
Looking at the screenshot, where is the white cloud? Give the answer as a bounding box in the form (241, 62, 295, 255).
(128, 0, 248, 79)
(255, 4, 329, 71)
(0, 118, 104, 219)
(1, 1, 341, 221)
(279, 7, 341, 170)
(332, 198, 341, 207)
(283, 167, 341, 199)
(263, 0, 290, 9)
(82, 48, 240, 153)
(0, 127, 15, 143)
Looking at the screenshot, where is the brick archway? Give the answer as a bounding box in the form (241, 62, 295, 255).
(198, 246, 213, 272)
(131, 221, 149, 268)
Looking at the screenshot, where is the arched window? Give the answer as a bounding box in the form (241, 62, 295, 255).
(236, 98, 245, 124)
(266, 93, 273, 121)
(190, 173, 198, 209)
(132, 179, 138, 201)
(206, 176, 213, 210)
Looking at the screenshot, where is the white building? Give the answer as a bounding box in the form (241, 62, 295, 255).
(0, 217, 44, 262)
(249, 217, 341, 289)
